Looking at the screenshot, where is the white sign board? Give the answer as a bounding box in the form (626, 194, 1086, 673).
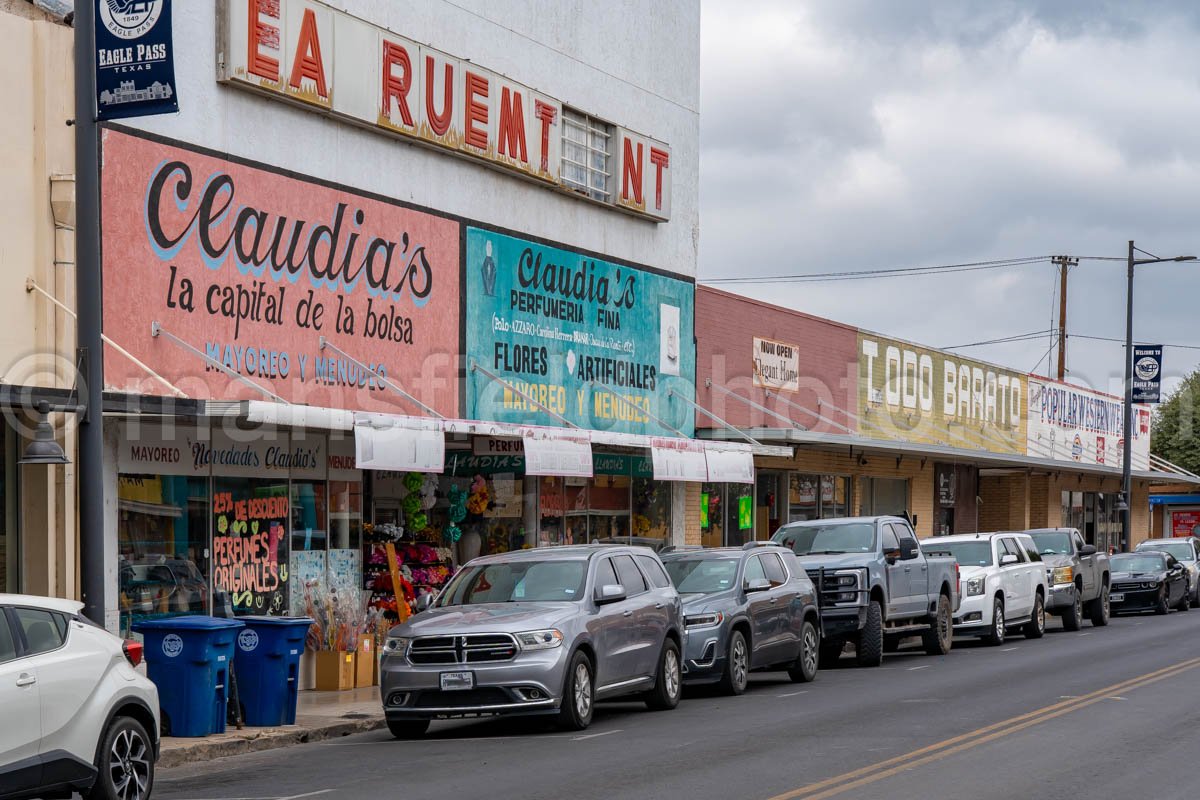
(753, 337, 800, 392)
(1026, 377, 1152, 470)
(522, 434, 593, 477)
(355, 424, 445, 473)
(651, 437, 709, 482)
(704, 447, 755, 484)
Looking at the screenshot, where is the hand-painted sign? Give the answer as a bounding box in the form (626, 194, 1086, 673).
(217, 0, 671, 220)
(94, 0, 179, 120)
(465, 228, 695, 436)
(100, 129, 460, 414)
(857, 332, 1027, 455)
(1026, 377, 1151, 470)
(1133, 345, 1163, 403)
(211, 483, 290, 614)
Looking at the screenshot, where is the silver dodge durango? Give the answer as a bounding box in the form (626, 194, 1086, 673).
(379, 544, 684, 737)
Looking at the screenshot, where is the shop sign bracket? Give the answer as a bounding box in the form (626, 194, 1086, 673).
(319, 337, 444, 419)
(591, 380, 689, 439)
(668, 388, 763, 448)
(470, 360, 579, 429)
(150, 322, 287, 404)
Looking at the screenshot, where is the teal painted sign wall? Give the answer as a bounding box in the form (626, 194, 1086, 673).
(465, 228, 695, 436)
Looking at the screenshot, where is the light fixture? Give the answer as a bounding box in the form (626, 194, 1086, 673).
(20, 401, 69, 465)
(1114, 493, 1129, 513)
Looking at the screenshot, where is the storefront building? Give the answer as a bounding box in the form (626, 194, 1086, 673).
(94, 0, 707, 651)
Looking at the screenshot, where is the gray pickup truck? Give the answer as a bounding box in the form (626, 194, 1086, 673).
(1026, 528, 1111, 629)
(772, 516, 959, 667)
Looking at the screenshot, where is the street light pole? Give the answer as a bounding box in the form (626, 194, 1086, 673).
(1119, 241, 1196, 552)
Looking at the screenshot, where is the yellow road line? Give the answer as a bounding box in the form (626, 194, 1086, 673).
(766, 657, 1200, 800)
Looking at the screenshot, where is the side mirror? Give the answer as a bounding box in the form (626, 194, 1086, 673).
(999, 554, 1019, 566)
(595, 584, 627, 605)
(1079, 545, 1097, 557)
(900, 542, 920, 560)
(744, 577, 772, 593)
(883, 548, 901, 565)
(415, 594, 436, 613)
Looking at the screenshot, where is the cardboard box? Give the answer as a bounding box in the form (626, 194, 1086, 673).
(356, 634, 375, 688)
(314, 650, 355, 691)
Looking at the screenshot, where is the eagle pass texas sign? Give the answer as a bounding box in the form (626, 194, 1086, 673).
(99, 129, 460, 414)
(466, 228, 695, 437)
(217, 0, 672, 220)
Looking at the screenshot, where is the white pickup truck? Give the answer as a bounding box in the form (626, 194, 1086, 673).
(922, 532, 1048, 646)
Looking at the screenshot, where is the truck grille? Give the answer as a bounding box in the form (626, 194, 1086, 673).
(805, 568, 862, 606)
(408, 634, 519, 665)
(410, 688, 512, 708)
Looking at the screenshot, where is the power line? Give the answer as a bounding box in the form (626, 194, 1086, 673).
(943, 329, 1057, 349)
(1029, 332, 1060, 374)
(701, 256, 1050, 285)
(1072, 334, 1200, 352)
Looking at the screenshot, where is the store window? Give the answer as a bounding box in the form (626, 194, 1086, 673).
(1061, 491, 1119, 553)
(632, 476, 671, 547)
(561, 108, 613, 201)
(862, 477, 908, 517)
(756, 472, 783, 538)
(0, 426, 13, 593)
(117, 474, 210, 636)
(211, 477, 290, 616)
(700, 483, 756, 547)
(788, 474, 851, 522)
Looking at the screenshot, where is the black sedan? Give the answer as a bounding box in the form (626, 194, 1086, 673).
(1109, 552, 1191, 615)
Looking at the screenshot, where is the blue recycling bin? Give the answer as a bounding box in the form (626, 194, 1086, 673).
(234, 616, 313, 726)
(133, 615, 244, 737)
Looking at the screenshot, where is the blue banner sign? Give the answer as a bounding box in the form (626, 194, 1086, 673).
(95, 0, 178, 121)
(1132, 344, 1163, 403)
(465, 228, 695, 436)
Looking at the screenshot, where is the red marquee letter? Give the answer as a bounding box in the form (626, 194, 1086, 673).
(534, 100, 557, 173)
(621, 138, 644, 205)
(247, 0, 279, 82)
(288, 8, 328, 98)
(464, 71, 490, 150)
(498, 86, 528, 163)
(381, 40, 414, 126)
(425, 56, 454, 136)
(650, 147, 670, 211)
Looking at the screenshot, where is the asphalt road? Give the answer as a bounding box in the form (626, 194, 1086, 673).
(154, 609, 1200, 800)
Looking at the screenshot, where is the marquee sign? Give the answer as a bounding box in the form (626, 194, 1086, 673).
(217, 0, 672, 220)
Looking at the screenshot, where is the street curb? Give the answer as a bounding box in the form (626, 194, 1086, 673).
(158, 717, 387, 768)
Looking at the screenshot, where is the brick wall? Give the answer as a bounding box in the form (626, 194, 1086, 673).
(684, 481, 702, 545)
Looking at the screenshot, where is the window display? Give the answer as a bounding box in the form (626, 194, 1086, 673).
(211, 477, 290, 616)
(790, 474, 851, 522)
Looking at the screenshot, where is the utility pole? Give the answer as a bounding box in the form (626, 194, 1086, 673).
(1051, 256, 1077, 381)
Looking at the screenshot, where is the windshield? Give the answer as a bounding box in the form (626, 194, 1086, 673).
(664, 558, 739, 594)
(437, 560, 587, 605)
(1111, 554, 1167, 573)
(772, 522, 876, 555)
(926, 541, 993, 567)
(1030, 532, 1073, 555)
(1137, 543, 1194, 562)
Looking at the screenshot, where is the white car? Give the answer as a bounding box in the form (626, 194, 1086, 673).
(0, 594, 159, 800)
(922, 533, 1048, 646)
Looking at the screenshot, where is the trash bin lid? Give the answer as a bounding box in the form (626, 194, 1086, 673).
(238, 616, 314, 627)
(132, 615, 245, 632)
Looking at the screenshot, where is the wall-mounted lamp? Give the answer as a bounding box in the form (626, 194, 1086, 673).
(20, 401, 69, 465)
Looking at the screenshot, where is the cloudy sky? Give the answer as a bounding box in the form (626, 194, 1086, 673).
(698, 0, 1200, 398)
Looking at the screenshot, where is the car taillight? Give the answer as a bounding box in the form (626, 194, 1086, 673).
(123, 640, 143, 668)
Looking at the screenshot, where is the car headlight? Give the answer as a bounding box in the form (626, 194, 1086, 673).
(685, 612, 724, 629)
(965, 576, 986, 596)
(1051, 566, 1074, 585)
(833, 572, 859, 587)
(516, 629, 564, 650)
(382, 636, 410, 656)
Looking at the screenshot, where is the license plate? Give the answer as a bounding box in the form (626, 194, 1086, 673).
(1110, 593, 1124, 602)
(440, 671, 474, 691)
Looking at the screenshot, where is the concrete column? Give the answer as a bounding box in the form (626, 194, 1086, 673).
(670, 481, 686, 547)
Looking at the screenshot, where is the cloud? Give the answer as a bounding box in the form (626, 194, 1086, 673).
(699, 1, 1200, 395)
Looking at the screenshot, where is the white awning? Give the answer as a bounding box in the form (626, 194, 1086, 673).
(704, 445, 755, 484)
(651, 438, 709, 482)
(522, 431, 593, 478)
(354, 418, 445, 472)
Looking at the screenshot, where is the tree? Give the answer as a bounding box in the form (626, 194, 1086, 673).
(1152, 368, 1200, 473)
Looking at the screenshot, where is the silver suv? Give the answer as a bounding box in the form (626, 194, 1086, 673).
(379, 545, 684, 737)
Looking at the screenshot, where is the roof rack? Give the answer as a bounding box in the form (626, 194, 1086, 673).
(742, 541, 780, 550)
(659, 545, 705, 554)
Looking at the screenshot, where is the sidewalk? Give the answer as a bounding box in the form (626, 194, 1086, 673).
(159, 687, 386, 768)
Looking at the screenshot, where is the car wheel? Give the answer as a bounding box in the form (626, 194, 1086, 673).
(557, 651, 594, 731)
(1061, 586, 1083, 631)
(855, 601, 884, 667)
(788, 619, 820, 683)
(1024, 592, 1046, 639)
(983, 598, 1005, 646)
(387, 719, 430, 739)
(645, 639, 682, 710)
(819, 639, 844, 669)
(922, 594, 953, 656)
(87, 716, 154, 800)
(1177, 584, 1191, 612)
(1155, 586, 1170, 615)
(718, 630, 749, 696)
(1087, 586, 1110, 627)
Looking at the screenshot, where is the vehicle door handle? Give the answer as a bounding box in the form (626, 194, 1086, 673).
(904, 567, 912, 573)
(769, 598, 778, 604)
(15, 674, 36, 688)
(623, 610, 634, 617)
(654, 603, 665, 609)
